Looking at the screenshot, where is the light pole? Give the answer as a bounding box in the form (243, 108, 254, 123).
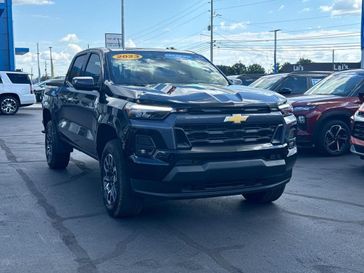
(271, 29, 281, 73)
(37, 43, 41, 83)
(121, 0, 125, 49)
(49, 47, 54, 78)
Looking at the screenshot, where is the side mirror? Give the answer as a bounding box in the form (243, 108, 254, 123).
(72, 77, 96, 91)
(278, 87, 292, 95)
(359, 91, 364, 103)
(229, 78, 243, 85)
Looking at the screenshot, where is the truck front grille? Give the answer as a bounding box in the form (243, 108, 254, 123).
(176, 123, 280, 147)
(353, 121, 364, 141)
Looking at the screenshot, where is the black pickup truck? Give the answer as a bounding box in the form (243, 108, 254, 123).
(42, 48, 297, 218)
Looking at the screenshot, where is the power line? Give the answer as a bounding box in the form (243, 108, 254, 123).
(216, 0, 280, 11)
(132, 1, 206, 40)
(141, 10, 208, 43)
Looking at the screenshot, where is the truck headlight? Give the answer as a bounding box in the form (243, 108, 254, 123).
(278, 103, 293, 117)
(125, 103, 173, 120)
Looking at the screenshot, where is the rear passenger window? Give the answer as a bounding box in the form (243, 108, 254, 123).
(68, 54, 88, 81)
(84, 54, 102, 83)
(6, 73, 31, 84)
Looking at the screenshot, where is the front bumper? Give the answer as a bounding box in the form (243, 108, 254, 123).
(129, 144, 297, 199)
(351, 137, 364, 159)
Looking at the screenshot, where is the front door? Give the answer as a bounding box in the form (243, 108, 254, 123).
(57, 53, 102, 157)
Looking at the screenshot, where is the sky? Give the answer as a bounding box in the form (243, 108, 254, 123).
(11, 0, 363, 77)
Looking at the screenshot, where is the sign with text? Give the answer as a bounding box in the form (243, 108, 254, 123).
(280, 63, 361, 73)
(105, 33, 123, 49)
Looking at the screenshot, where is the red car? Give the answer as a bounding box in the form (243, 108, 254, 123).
(289, 70, 364, 156)
(351, 100, 364, 159)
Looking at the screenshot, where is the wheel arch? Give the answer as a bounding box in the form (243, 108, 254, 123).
(313, 110, 352, 144)
(0, 93, 20, 103)
(96, 123, 119, 160)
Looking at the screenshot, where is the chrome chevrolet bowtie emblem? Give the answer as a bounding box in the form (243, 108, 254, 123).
(224, 114, 249, 124)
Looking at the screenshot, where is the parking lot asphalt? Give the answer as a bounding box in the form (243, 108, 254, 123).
(0, 109, 364, 273)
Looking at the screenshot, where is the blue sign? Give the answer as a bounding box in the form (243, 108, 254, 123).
(0, 0, 15, 71)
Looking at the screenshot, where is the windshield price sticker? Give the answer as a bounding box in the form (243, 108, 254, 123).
(113, 54, 143, 61)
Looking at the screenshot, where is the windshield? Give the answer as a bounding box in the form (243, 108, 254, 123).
(306, 73, 364, 96)
(107, 51, 229, 86)
(250, 74, 285, 90)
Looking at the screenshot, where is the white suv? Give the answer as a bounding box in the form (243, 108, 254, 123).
(0, 71, 36, 115)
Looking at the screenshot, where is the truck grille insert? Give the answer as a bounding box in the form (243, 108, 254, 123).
(176, 123, 279, 147)
(353, 121, 364, 141)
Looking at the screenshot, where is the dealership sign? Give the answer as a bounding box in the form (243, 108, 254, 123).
(280, 63, 361, 73)
(105, 33, 123, 49)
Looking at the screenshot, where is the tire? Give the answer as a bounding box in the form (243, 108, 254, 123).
(317, 119, 350, 156)
(101, 139, 143, 218)
(35, 93, 43, 103)
(0, 95, 19, 115)
(243, 184, 286, 204)
(45, 120, 70, 169)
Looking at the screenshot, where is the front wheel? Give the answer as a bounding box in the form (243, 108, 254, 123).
(0, 95, 19, 115)
(317, 120, 350, 156)
(101, 140, 143, 218)
(243, 184, 286, 204)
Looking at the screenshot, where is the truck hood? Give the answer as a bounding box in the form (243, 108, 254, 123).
(288, 94, 340, 106)
(106, 82, 286, 107)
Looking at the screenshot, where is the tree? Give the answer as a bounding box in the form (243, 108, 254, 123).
(247, 64, 265, 74)
(232, 62, 247, 75)
(297, 58, 312, 65)
(279, 62, 292, 73)
(216, 65, 235, 76)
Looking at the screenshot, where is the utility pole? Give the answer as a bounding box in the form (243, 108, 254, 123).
(49, 47, 54, 78)
(332, 49, 335, 68)
(44, 60, 48, 79)
(271, 29, 281, 74)
(121, 0, 125, 49)
(37, 43, 41, 83)
(210, 0, 214, 63)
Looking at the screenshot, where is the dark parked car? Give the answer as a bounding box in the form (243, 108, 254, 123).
(250, 72, 331, 96)
(42, 48, 297, 218)
(228, 74, 265, 86)
(33, 77, 65, 102)
(290, 70, 364, 156)
(351, 94, 364, 159)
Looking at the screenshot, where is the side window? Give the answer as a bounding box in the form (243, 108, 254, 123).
(311, 77, 324, 86)
(6, 73, 31, 84)
(68, 54, 88, 81)
(281, 76, 308, 94)
(84, 54, 102, 83)
(0, 76, 2, 84)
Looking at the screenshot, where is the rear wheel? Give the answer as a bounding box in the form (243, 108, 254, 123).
(45, 120, 70, 169)
(317, 120, 350, 156)
(0, 95, 19, 115)
(101, 140, 143, 218)
(243, 184, 286, 204)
